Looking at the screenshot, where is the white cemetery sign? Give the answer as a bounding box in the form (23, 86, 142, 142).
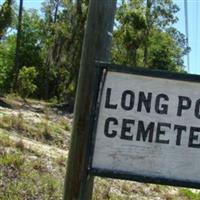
(89, 63, 200, 188)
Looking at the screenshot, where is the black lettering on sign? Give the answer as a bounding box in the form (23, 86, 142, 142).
(105, 88, 117, 109)
(188, 127, 200, 148)
(155, 94, 169, 114)
(104, 117, 118, 138)
(156, 122, 170, 144)
(174, 125, 187, 146)
(120, 119, 135, 140)
(137, 92, 152, 113)
(195, 99, 200, 119)
(177, 96, 191, 116)
(121, 90, 135, 111)
(136, 121, 155, 142)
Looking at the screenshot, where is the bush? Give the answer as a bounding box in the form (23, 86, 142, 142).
(17, 66, 38, 99)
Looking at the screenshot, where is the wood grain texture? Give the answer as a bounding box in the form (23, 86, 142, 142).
(63, 1, 117, 200)
(92, 71, 200, 183)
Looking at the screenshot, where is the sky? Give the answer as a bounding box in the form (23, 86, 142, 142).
(174, 0, 200, 75)
(0, 0, 199, 75)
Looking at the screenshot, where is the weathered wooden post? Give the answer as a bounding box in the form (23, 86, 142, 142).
(63, 1, 117, 200)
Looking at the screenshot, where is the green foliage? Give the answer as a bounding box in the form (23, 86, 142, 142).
(17, 66, 38, 98)
(0, 0, 13, 39)
(39, 0, 88, 100)
(0, 0, 190, 102)
(0, 34, 15, 94)
(148, 29, 184, 72)
(114, 0, 147, 67)
(18, 9, 43, 68)
(112, 0, 189, 71)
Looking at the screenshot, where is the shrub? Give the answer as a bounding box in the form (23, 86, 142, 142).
(17, 66, 38, 99)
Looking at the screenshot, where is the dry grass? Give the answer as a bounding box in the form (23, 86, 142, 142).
(1, 97, 200, 199)
(0, 150, 63, 200)
(0, 112, 71, 149)
(0, 112, 25, 131)
(0, 131, 64, 200)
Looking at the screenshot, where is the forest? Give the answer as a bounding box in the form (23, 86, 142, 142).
(0, 0, 190, 104)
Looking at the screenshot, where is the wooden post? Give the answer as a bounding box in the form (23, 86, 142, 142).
(63, 1, 117, 200)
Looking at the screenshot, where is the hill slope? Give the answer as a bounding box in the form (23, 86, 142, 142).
(0, 96, 199, 200)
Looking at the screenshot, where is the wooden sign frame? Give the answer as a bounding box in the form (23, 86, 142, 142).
(88, 62, 200, 189)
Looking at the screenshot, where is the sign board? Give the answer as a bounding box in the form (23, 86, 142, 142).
(89, 63, 200, 188)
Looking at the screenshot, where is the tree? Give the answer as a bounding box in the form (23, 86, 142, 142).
(0, 5, 44, 96)
(113, 0, 147, 67)
(18, 9, 43, 68)
(8, 7, 43, 95)
(0, 34, 15, 94)
(111, 0, 189, 71)
(0, 0, 190, 101)
(0, 0, 13, 40)
(143, 0, 179, 67)
(12, 0, 23, 91)
(40, 0, 88, 100)
(1, 1, 88, 100)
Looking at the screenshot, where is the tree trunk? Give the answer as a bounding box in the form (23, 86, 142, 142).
(12, 0, 23, 91)
(133, 47, 137, 67)
(62, 1, 117, 199)
(144, 0, 152, 68)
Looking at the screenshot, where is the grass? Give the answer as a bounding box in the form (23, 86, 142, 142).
(0, 152, 24, 171)
(0, 112, 25, 132)
(1, 131, 200, 200)
(2, 94, 51, 107)
(0, 146, 63, 200)
(1, 97, 200, 199)
(0, 112, 71, 148)
(0, 132, 14, 147)
(0, 95, 71, 149)
(179, 189, 200, 200)
(0, 122, 66, 200)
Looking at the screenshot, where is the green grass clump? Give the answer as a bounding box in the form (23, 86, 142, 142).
(179, 189, 200, 200)
(0, 152, 24, 169)
(58, 118, 71, 131)
(0, 113, 25, 132)
(0, 151, 63, 200)
(0, 132, 14, 147)
(32, 120, 68, 147)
